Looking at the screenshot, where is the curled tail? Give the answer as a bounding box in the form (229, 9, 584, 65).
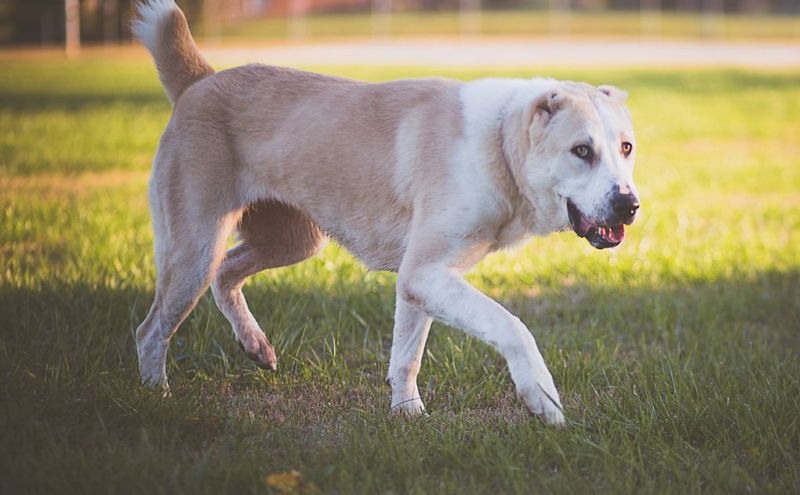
(132, 0, 214, 104)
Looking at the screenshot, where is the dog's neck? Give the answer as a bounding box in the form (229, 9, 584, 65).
(459, 78, 568, 245)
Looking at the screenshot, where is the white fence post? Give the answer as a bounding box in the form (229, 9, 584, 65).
(290, 0, 308, 40)
(459, 0, 481, 37)
(702, 0, 723, 37)
(549, 0, 570, 36)
(65, 0, 80, 57)
(372, 0, 392, 38)
(640, 0, 661, 37)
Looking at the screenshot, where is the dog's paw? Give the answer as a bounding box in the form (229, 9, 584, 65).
(139, 370, 171, 397)
(238, 332, 277, 371)
(519, 380, 565, 427)
(138, 354, 169, 389)
(390, 397, 426, 416)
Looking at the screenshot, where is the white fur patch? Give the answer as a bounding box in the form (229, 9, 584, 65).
(459, 77, 557, 139)
(461, 78, 527, 140)
(454, 77, 563, 237)
(131, 0, 178, 54)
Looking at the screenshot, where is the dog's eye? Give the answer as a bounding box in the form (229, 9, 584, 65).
(621, 142, 633, 157)
(572, 144, 593, 161)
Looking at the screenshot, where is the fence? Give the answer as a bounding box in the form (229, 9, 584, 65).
(0, 0, 797, 55)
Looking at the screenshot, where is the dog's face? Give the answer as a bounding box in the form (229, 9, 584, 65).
(524, 83, 639, 249)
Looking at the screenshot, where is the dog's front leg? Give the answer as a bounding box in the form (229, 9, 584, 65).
(387, 296, 432, 414)
(397, 263, 565, 426)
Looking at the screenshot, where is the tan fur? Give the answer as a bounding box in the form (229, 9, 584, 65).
(133, 0, 638, 426)
(133, 4, 213, 103)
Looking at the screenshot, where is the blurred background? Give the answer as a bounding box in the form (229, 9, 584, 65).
(1, 0, 798, 52)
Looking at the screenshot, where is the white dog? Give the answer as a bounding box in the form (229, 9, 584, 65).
(133, 0, 639, 426)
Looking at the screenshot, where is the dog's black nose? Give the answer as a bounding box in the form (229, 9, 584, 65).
(611, 192, 639, 224)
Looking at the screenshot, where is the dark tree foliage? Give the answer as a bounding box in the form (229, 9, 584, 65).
(0, 0, 203, 45)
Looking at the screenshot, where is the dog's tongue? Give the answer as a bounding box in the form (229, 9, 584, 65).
(598, 224, 625, 244)
(567, 200, 625, 248)
(586, 223, 625, 249)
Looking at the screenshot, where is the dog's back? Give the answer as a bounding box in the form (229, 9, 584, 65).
(134, 2, 464, 271)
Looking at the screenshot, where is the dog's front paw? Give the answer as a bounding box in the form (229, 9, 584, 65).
(390, 397, 426, 416)
(138, 349, 169, 392)
(139, 367, 171, 397)
(237, 332, 277, 371)
(519, 379, 565, 427)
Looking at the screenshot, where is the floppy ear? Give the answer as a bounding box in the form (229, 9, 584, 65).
(598, 85, 628, 102)
(531, 91, 566, 128)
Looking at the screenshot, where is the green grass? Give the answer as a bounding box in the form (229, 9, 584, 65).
(217, 11, 800, 41)
(1, 57, 799, 494)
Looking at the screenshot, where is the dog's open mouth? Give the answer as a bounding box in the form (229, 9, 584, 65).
(567, 199, 624, 249)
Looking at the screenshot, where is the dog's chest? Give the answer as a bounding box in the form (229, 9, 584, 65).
(493, 214, 532, 250)
(321, 214, 410, 272)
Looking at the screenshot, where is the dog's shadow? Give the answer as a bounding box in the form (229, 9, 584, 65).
(2, 268, 797, 385)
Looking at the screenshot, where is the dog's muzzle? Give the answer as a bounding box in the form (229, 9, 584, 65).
(566, 195, 639, 250)
(611, 191, 640, 225)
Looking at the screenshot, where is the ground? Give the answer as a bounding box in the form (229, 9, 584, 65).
(1, 54, 799, 493)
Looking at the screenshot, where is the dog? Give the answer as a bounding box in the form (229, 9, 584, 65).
(132, 0, 639, 426)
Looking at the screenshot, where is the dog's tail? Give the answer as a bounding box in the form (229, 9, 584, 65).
(132, 0, 214, 104)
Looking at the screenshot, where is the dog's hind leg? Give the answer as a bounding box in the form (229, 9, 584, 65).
(136, 157, 242, 389)
(211, 200, 326, 370)
(212, 242, 280, 370)
(136, 214, 238, 389)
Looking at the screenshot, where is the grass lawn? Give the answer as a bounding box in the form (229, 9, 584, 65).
(1, 57, 799, 493)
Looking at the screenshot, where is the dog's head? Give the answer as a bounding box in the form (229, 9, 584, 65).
(519, 82, 639, 249)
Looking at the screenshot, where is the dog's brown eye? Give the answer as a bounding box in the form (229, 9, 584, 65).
(572, 145, 593, 161)
(621, 142, 633, 157)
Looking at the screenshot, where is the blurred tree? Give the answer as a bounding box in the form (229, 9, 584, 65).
(0, 0, 206, 45)
(103, 0, 119, 41)
(0, 0, 63, 44)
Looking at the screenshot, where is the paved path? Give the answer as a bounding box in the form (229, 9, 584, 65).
(205, 38, 800, 68)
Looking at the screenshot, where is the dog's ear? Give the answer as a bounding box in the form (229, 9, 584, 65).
(531, 91, 566, 128)
(598, 85, 628, 102)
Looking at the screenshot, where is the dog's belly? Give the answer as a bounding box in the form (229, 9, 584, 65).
(240, 161, 414, 272)
(329, 230, 406, 271)
(313, 208, 411, 272)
